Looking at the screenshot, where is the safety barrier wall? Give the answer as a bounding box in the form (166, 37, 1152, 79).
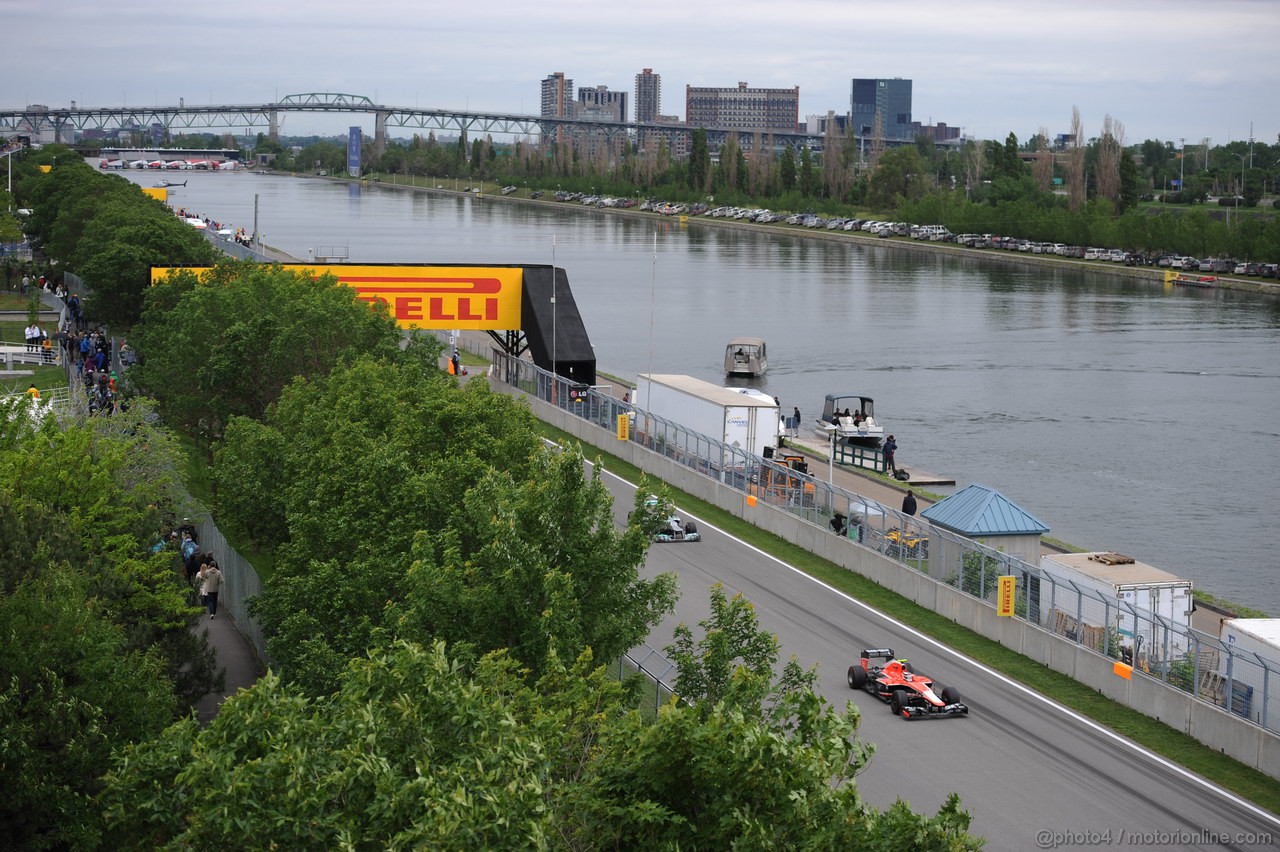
(486, 348, 1280, 778)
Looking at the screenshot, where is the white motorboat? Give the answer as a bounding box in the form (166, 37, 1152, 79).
(724, 336, 768, 377)
(816, 393, 884, 446)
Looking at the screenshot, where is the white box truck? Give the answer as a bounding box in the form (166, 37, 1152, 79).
(634, 374, 781, 469)
(1039, 552, 1194, 662)
(1218, 619, 1280, 725)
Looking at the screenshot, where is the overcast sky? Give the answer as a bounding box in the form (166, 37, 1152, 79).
(6, 0, 1277, 147)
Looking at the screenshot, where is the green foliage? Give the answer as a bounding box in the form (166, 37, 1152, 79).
(867, 147, 929, 210)
(389, 450, 677, 681)
(223, 355, 673, 695)
(0, 403, 217, 707)
(133, 261, 403, 439)
(0, 401, 200, 844)
(18, 159, 215, 326)
(688, 128, 710, 193)
(101, 642, 554, 849)
(100, 627, 979, 851)
(0, 212, 22, 244)
(0, 567, 174, 850)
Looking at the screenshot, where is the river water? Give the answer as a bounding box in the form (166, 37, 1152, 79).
(120, 168, 1280, 614)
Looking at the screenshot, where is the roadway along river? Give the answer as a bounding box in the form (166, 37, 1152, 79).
(133, 167, 1280, 614)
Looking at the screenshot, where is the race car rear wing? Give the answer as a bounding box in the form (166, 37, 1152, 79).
(860, 648, 895, 660)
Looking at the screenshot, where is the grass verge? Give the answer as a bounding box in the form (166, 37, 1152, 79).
(532, 419, 1280, 814)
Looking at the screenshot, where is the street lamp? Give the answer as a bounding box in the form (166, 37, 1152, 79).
(1179, 138, 1185, 194)
(1230, 152, 1246, 199)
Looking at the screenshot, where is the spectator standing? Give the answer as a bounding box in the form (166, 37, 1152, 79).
(20, 274, 29, 295)
(180, 531, 201, 583)
(902, 490, 917, 516)
(883, 434, 898, 477)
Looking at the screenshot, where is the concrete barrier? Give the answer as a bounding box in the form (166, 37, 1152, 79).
(496, 375, 1280, 779)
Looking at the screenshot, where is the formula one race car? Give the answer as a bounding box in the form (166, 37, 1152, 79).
(641, 494, 702, 543)
(653, 514, 701, 543)
(847, 648, 968, 720)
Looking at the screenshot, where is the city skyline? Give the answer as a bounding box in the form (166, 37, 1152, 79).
(4, 0, 1277, 148)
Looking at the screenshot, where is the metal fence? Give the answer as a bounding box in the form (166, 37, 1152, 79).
(617, 644, 680, 716)
(195, 518, 268, 665)
(487, 347, 1280, 735)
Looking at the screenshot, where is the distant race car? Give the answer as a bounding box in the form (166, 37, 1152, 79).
(642, 495, 702, 543)
(653, 514, 701, 543)
(847, 648, 968, 720)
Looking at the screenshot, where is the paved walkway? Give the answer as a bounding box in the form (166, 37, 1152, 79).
(193, 607, 265, 724)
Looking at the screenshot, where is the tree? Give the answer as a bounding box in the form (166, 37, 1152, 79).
(1, 567, 175, 850)
(1095, 115, 1125, 204)
(799, 146, 819, 198)
(234, 362, 676, 694)
(1118, 150, 1140, 213)
(867, 147, 928, 210)
(1067, 107, 1086, 211)
(220, 355, 675, 694)
(389, 455, 678, 681)
(779, 146, 797, 193)
(100, 642, 555, 849)
(133, 262, 403, 440)
(688, 128, 710, 193)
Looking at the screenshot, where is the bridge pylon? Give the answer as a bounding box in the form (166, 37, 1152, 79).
(375, 110, 389, 157)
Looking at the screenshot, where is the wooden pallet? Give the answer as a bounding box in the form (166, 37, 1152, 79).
(1049, 609, 1108, 650)
(1089, 551, 1135, 566)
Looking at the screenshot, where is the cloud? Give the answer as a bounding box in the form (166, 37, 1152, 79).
(4, 0, 1276, 143)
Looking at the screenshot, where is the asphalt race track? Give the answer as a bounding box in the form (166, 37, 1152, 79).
(598, 468, 1280, 851)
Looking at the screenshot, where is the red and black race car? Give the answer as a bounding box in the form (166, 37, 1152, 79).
(847, 648, 969, 720)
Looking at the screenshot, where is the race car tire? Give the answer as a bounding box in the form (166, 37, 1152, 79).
(890, 691, 904, 716)
(848, 665, 867, 689)
(941, 686, 960, 705)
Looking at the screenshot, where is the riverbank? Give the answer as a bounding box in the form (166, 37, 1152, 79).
(302, 171, 1280, 298)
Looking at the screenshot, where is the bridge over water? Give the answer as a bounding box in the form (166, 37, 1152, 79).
(1, 92, 828, 154)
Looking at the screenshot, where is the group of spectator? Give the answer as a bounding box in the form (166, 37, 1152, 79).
(174, 527, 224, 618)
(171, 207, 252, 246)
(23, 322, 53, 361)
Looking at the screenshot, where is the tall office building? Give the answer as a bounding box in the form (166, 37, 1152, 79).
(850, 77, 912, 141)
(578, 85, 627, 123)
(685, 82, 799, 132)
(634, 68, 661, 124)
(540, 72, 574, 118)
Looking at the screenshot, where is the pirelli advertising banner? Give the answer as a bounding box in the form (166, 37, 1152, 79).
(151, 264, 523, 330)
(996, 574, 1017, 617)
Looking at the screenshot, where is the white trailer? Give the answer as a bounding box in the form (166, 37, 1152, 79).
(1218, 619, 1280, 726)
(634, 374, 781, 470)
(1039, 552, 1194, 662)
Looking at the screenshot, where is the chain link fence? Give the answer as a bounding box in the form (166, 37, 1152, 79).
(487, 347, 1280, 735)
(195, 518, 268, 665)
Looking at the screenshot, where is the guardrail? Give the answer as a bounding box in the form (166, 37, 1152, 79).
(484, 347, 1280, 749)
